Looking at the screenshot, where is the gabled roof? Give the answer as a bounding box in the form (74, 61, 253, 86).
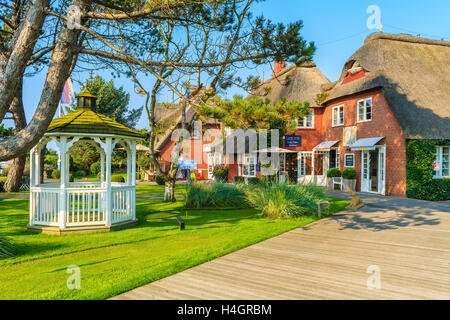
(47, 108, 142, 138)
(322, 33, 450, 139)
(249, 62, 330, 107)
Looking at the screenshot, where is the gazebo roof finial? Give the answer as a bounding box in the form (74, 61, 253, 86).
(76, 85, 97, 99)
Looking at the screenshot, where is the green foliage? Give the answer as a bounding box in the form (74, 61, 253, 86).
(406, 139, 450, 201)
(52, 169, 61, 179)
(90, 162, 101, 175)
(1, 167, 8, 177)
(261, 175, 278, 185)
(73, 170, 86, 179)
(185, 183, 248, 208)
(111, 175, 125, 183)
(243, 183, 326, 218)
(138, 153, 152, 171)
(69, 174, 74, 182)
(155, 174, 165, 185)
(212, 165, 228, 177)
(342, 169, 357, 180)
(197, 95, 311, 134)
(248, 177, 260, 185)
(44, 154, 58, 169)
(233, 176, 245, 184)
(327, 168, 342, 178)
(70, 75, 143, 128)
(70, 142, 99, 174)
(0, 237, 16, 259)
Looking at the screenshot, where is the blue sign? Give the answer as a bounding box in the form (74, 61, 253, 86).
(178, 160, 197, 170)
(285, 135, 302, 147)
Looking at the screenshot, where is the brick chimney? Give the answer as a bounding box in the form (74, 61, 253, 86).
(273, 60, 286, 76)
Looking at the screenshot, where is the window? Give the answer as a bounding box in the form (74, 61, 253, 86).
(345, 154, 355, 168)
(297, 109, 314, 128)
(434, 146, 450, 178)
(357, 98, 372, 122)
(238, 153, 256, 177)
(207, 152, 224, 179)
(332, 105, 344, 127)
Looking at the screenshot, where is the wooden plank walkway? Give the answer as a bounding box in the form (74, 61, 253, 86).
(113, 205, 450, 300)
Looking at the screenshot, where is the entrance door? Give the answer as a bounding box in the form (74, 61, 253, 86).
(361, 151, 371, 192)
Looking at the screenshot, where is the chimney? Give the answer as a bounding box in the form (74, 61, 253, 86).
(273, 60, 286, 77)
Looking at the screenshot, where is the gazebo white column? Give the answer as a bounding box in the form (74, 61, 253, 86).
(58, 136, 67, 229)
(105, 137, 113, 226)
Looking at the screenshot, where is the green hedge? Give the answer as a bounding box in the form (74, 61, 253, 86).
(406, 139, 450, 201)
(248, 177, 260, 185)
(111, 175, 125, 183)
(155, 174, 165, 185)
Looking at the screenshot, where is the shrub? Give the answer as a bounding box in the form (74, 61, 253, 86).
(1, 167, 9, 177)
(342, 168, 357, 180)
(90, 162, 101, 175)
(243, 183, 326, 218)
(0, 236, 16, 259)
(248, 177, 260, 185)
(97, 172, 101, 180)
(212, 165, 228, 177)
(52, 169, 61, 179)
(185, 183, 248, 208)
(155, 174, 165, 185)
(233, 176, 245, 184)
(261, 175, 277, 185)
(73, 170, 86, 179)
(111, 175, 125, 183)
(327, 168, 341, 178)
(406, 139, 450, 201)
(69, 174, 74, 182)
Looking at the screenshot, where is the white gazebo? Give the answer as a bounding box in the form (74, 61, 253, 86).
(28, 87, 141, 234)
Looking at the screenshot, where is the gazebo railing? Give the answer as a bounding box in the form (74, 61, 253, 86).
(66, 188, 106, 226)
(111, 186, 135, 224)
(30, 184, 136, 228)
(30, 187, 60, 226)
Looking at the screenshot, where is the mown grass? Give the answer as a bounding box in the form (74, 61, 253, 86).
(0, 197, 348, 300)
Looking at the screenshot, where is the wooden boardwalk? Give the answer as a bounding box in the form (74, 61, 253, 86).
(113, 204, 450, 300)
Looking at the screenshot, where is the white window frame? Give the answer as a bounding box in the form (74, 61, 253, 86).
(434, 146, 450, 178)
(357, 98, 373, 123)
(239, 153, 257, 178)
(207, 152, 224, 179)
(344, 153, 355, 168)
(297, 109, 314, 129)
(332, 105, 344, 127)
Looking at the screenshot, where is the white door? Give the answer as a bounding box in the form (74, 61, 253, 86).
(361, 151, 371, 192)
(378, 147, 386, 195)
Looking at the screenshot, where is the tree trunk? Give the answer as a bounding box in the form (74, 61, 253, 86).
(0, 0, 88, 161)
(164, 179, 176, 202)
(4, 157, 25, 192)
(4, 79, 27, 192)
(39, 146, 46, 184)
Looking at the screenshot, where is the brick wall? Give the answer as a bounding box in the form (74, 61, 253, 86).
(323, 88, 407, 197)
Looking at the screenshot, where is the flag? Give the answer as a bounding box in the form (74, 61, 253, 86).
(60, 77, 75, 105)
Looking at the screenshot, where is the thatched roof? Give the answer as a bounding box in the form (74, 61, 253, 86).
(249, 62, 330, 107)
(322, 33, 450, 139)
(153, 103, 219, 152)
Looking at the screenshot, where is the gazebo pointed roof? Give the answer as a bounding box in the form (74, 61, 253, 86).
(47, 87, 142, 138)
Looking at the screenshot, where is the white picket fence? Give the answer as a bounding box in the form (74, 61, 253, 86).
(30, 184, 135, 228)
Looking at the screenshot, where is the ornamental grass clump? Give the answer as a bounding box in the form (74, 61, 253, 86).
(185, 182, 247, 208)
(243, 183, 326, 218)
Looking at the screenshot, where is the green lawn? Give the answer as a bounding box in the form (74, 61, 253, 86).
(0, 197, 348, 300)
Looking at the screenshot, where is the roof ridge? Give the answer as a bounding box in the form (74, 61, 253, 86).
(365, 32, 450, 48)
(48, 109, 85, 131)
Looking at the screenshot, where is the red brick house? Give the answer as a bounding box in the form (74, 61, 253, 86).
(152, 102, 221, 180)
(225, 33, 450, 198)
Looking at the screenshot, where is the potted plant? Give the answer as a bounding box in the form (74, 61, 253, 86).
(326, 168, 342, 190)
(212, 165, 228, 183)
(342, 168, 357, 192)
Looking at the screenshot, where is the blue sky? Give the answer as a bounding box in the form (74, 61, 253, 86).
(17, 0, 450, 130)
